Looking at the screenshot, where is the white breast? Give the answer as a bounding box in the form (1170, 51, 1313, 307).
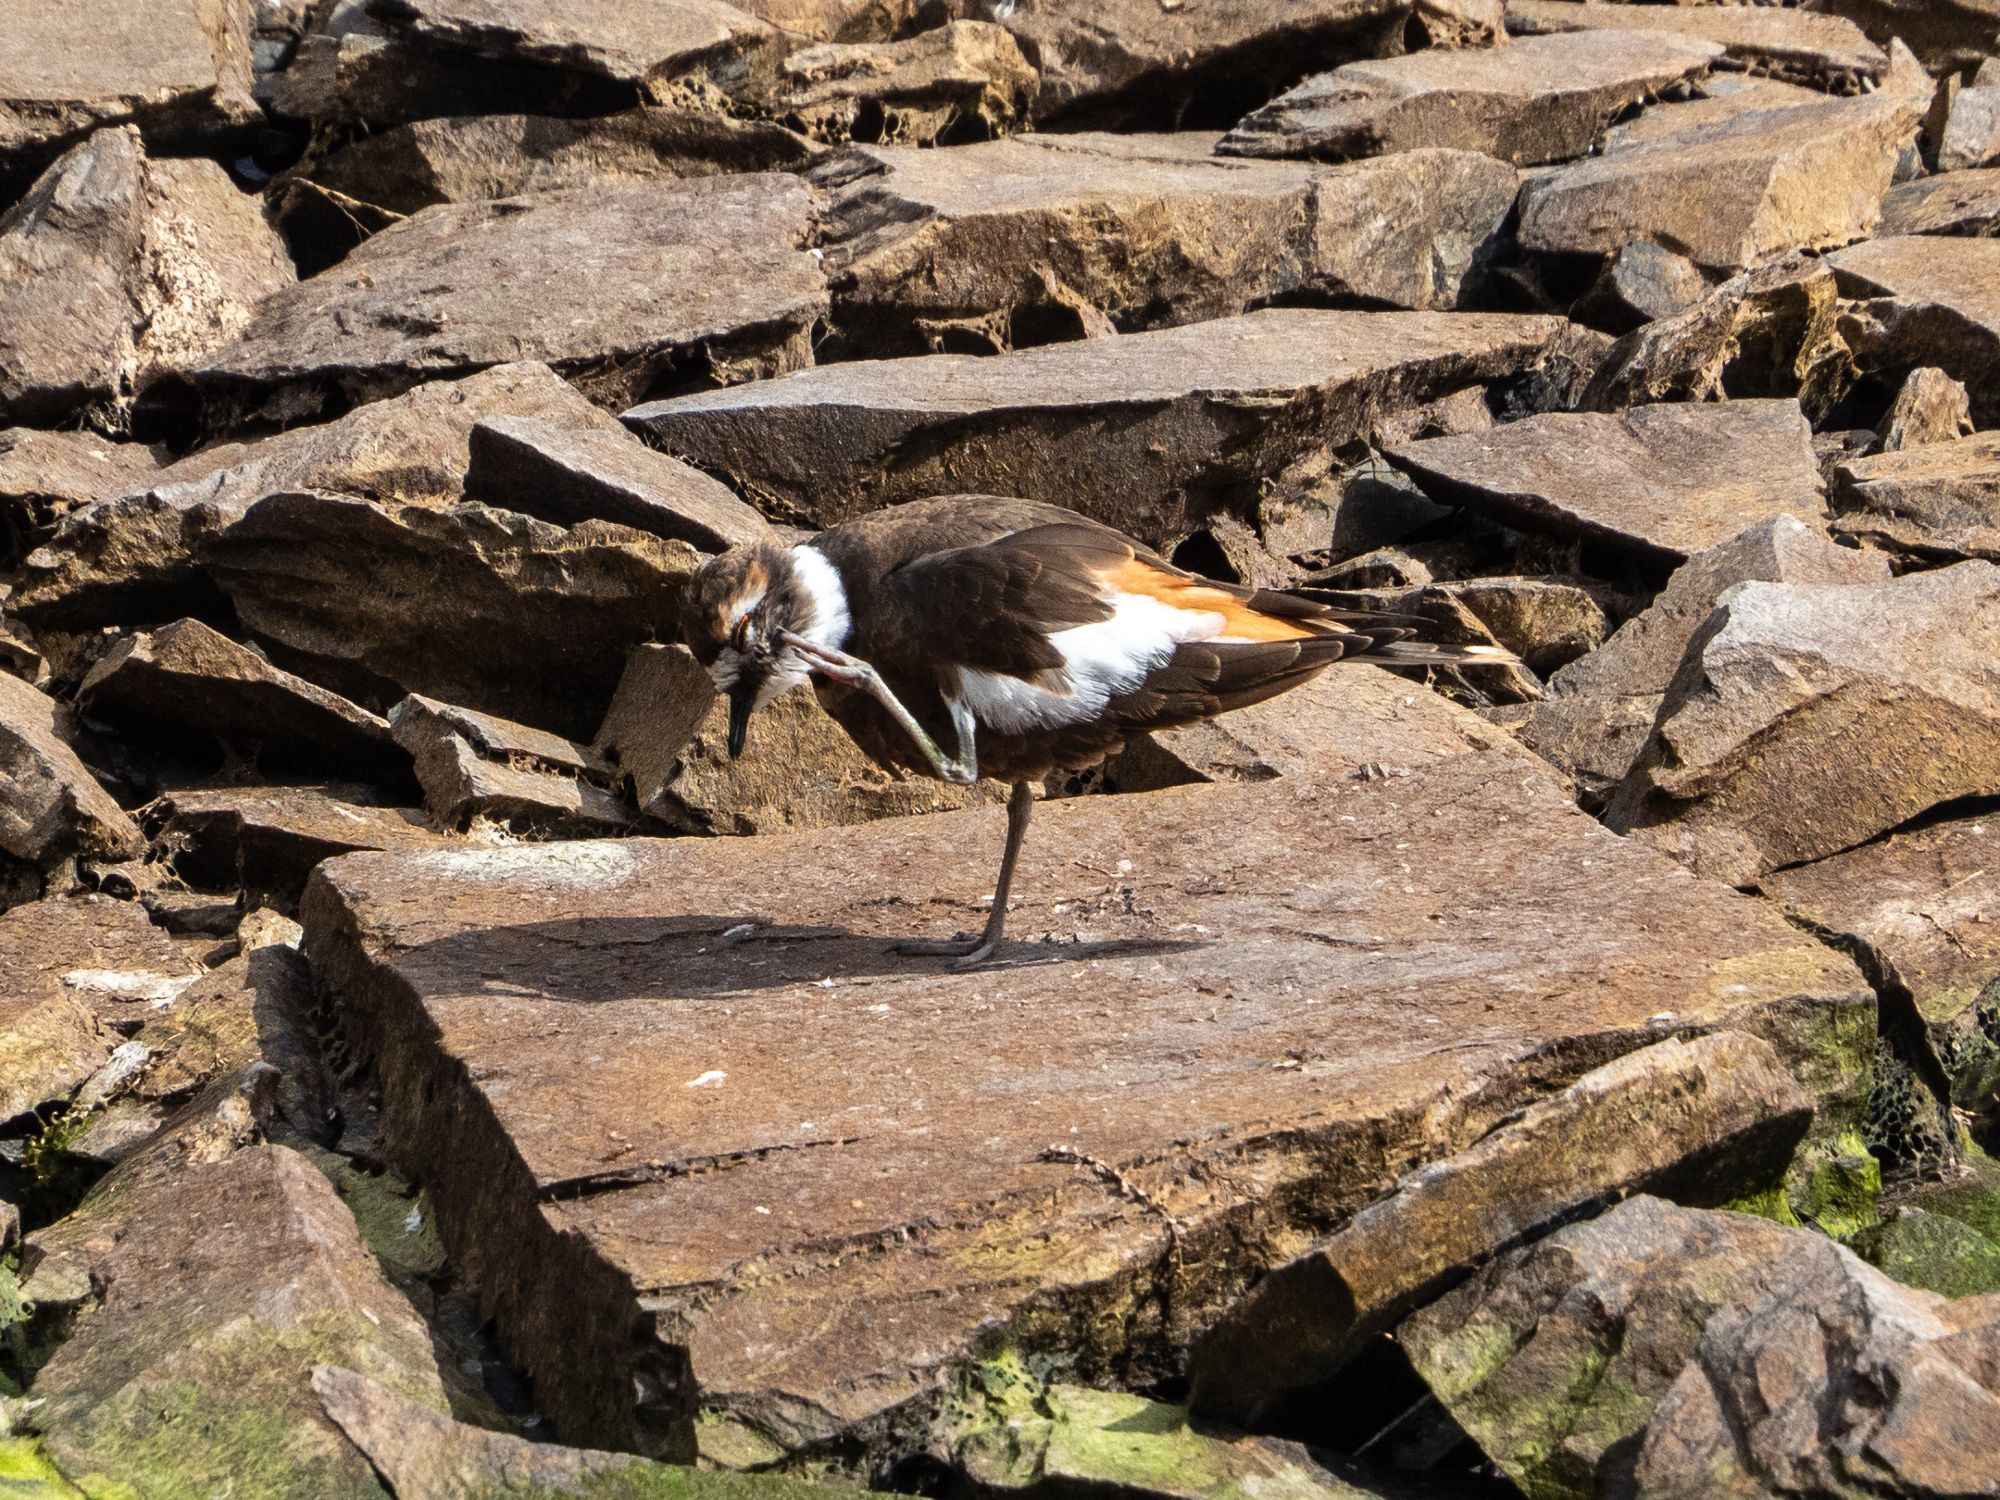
(955, 593, 1228, 735)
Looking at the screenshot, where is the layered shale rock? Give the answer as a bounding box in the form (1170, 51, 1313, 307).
(0, 671, 143, 872)
(1816, 0, 2000, 73)
(16, 361, 621, 631)
(812, 134, 1520, 356)
(1831, 235, 2000, 424)
(1507, 0, 1891, 91)
(145, 785, 447, 906)
(146, 173, 827, 434)
(1386, 399, 1825, 561)
(1516, 91, 1919, 275)
(1880, 164, 2000, 238)
(626, 308, 1594, 543)
(0, 428, 160, 568)
(1830, 429, 2000, 560)
(298, 751, 1867, 1462)
(1608, 561, 2000, 885)
(1218, 29, 1723, 166)
(770, 20, 1038, 145)
(198, 492, 701, 739)
(0, 126, 294, 428)
(390, 694, 635, 836)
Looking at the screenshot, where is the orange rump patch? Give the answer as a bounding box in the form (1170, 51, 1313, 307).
(1102, 558, 1324, 644)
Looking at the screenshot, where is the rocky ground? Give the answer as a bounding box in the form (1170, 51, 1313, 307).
(4, 0, 2000, 1496)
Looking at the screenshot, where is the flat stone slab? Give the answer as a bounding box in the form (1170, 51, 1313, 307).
(0, 671, 143, 870)
(1507, 0, 1889, 91)
(1879, 166, 2000, 239)
(1386, 399, 1824, 561)
(1831, 235, 2000, 426)
(1218, 29, 1723, 167)
(150, 173, 827, 434)
(1516, 92, 1918, 273)
(1831, 429, 2000, 561)
(625, 308, 1587, 544)
(301, 750, 1867, 1464)
(814, 133, 1520, 354)
(369, 0, 780, 89)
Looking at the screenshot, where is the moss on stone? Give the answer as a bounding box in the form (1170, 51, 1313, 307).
(300, 1146, 445, 1282)
(1854, 1207, 2000, 1299)
(1720, 1184, 1801, 1228)
(0, 1436, 88, 1498)
(1791, 1128, 1881, 1240)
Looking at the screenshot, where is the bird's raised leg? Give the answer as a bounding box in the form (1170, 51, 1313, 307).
(776, 630, 977, 785)
(899, 779, 1034, 969)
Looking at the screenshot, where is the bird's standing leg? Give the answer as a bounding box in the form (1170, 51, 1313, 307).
(898, 779, 1035, 969)
(776, 630, 977, 785)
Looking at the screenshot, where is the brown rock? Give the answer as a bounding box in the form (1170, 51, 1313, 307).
(1599, 72, 1829, 152)
(959, 0, 1410, 127)
(1764, 813, 2000, 1033)
(594, 642, 995, 832)
(1400, 1196, 1819, 1500)
(146, 785, 447, 907)
(1879, 164, 2000, 237)
(287, 107, 820, 225)
(1387, 399, 1825, 562)
(1608, 561, 2000, 884)
(466, 415, 771, 551)
(389, 694, 634, 836)
(0, 0, 259, 183)
(1874, 365, 1974, 453)
(1832, 235, 2000, 424)
(1412, 0, 1506, 49)
(146, 173, 827, 436)
(1440, 577, 1606, 675)
(369, 0, 783, 92)
(0, 127, 294, 427)
(813, 135, 1518, 357)
(0, 671, 143, 869)
(625, 309, 1595, 545)
(0, 429, 160, 568)
(299, 750, 1866, 1459)
(0, 899, 118, 1123)
(772, 21, 1037, 145)
(1218, 30, 1722, 167)
(1190, 1032, 1813, 1425)
(1515, 514, 1889, 805)
(1831, 429, 2000, 561)
(78, 618, 407, 784)
(1811, 0, 2000, 73)
(20, 1143, 448, 1498)
(1516, 92, 1918, 274)
(1572, 240, 1710, 334)
(1508, 0, 1889, 92)
(1634, 1227, 2000, 1495)
(1940, 64, 2000, 172)
(15, 361, 622, 632)
(199, 492, 700, 739)
(1581, 253, 1850, 412)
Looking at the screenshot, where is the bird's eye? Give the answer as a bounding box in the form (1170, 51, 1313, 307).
(730, 614, 754, 652)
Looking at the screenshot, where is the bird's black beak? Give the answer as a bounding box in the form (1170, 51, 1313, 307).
(726, 683, 756, 759)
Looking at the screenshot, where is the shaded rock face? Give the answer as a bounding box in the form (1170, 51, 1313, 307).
(772, 21, 1038, 146)
(16, 360, 621, 632)
(0, 671, 143, 871)
(1879, 164, 2000, 238)
(1609, 562, 2000, 885)
(1219, 30, 1723, 167)
(390, 693, 636, 836)
(0, 428, 160, 569)
(0, 127, 294, 429)
(144, 173, 828, 436)
(626, 308, 1591, 542)
(1831, 429, 2000, 561)
(298, 750, 1866, 1459)
(1507, 0, 1891, 92)
(813, 134, 1520, 356)
(1832, 235, 2000, 425)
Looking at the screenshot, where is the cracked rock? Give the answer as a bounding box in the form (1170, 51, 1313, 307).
(0, 671, 143, 871)
(1507, 0, 1890, 92)
(1879, 164, 2000, 237)
(771, 20, 1037, 146)
(0, 428, 161, 569)
(1832, 235, 2000, 425)
(1831, 429, 2000, 561)
(1873, 365, 1974, 453)
(391, 694, 635, 836)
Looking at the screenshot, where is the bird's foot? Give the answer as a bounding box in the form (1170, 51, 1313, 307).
(895, 934, 1001, 969)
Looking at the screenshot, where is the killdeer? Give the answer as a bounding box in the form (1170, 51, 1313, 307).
(681, 495, 1512, 967)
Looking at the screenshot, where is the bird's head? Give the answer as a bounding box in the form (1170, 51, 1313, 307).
(680, 542, 821, 759)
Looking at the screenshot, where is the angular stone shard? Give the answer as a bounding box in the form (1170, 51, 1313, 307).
(1516, 92, 1918, 274)
(146, 785, 447, 906)
(1831, 235, 2000, 425)
(148, 174, 828, 435)
(1218, 30, 1722, 167)
(772, 20, 1037, 146)
(1811, 0, 2000, 73)
(20, 1143, 448, 1498)
(1508, 0, 1889, 91)
(390, 694, 634, 836)
(1387, 399, 1825, 562)
(0, 127, 294, 428)
(1831, 429, 2000, 561)
(467, 415, 771, 551)
(1514, 515, 1889, 806)
(626, 309, 1589, 544)
(0, 0, 259, 183)
(0, 672, 143, 869)
(199, 492, 701, 739)
(1873, 365, 1974, 453)
(1940, 65, 2000, 172)
(1191, 1031, 1812, 1426)
(78, 618, 406, 784)
(1599, 72, 1827, 153)
(1608, 561, 2000, 884)
(0, 428, 160, 567)
(299, 751, 1866, 1460)
(1572, 240, 1710, 334)
(1879, 165, 2000, 238)
(814, 135, 1518, 356)
(15, 361, 621, 632)
(956, 0, 1410, 127)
